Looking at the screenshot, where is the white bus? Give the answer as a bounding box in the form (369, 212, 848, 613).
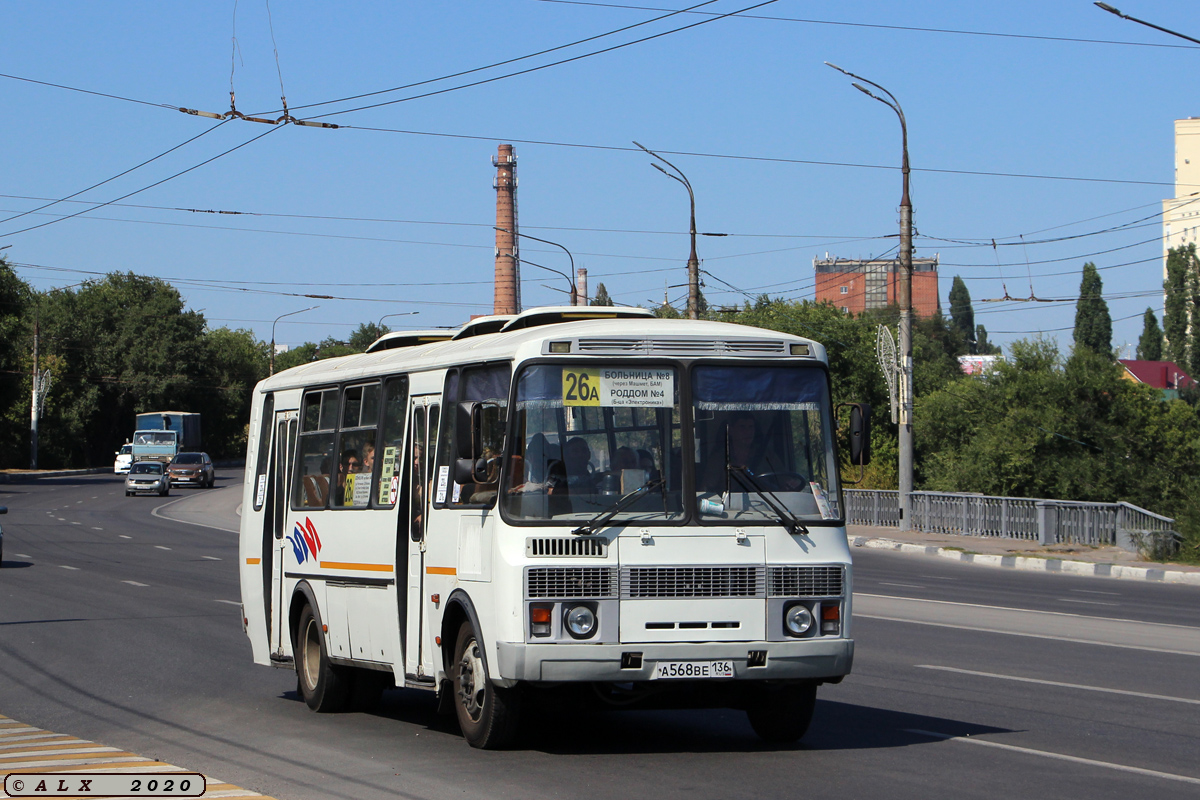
(238, 307, 869, 748)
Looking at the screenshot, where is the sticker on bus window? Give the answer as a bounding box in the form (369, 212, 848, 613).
(378, 446, 399, 504)
(562, 367, 674, 408)
(810, 482, 835, 520)
(255, 474, 268, 507)
(435, 465, 450, 504)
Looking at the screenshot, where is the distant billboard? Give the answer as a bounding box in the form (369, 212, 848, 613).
(958, 355, 1003, 376)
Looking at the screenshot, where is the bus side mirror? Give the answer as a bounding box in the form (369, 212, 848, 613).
(849, 403, 871, 467)
(456, 402, 480, 461)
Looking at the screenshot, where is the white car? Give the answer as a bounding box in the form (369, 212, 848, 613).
(125, 461, 170, 497)
(114, 443, 133, 474)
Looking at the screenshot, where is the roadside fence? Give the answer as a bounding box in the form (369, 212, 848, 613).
(844, 489, 1179, 558)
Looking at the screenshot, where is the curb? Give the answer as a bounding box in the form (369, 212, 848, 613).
(0, 467, 112, 483)
(852, 536, 1200, 587)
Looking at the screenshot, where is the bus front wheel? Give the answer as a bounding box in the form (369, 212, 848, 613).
(451, 621, 520, 749)
(745, 682, 817, 743)
(296, 604, 350, 712)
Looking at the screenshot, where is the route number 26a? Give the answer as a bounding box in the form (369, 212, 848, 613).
(562, 369, 601, 405)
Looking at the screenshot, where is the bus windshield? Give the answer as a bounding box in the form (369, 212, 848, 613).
(692, 364, 840, 523)
(504, 364, 684, 523)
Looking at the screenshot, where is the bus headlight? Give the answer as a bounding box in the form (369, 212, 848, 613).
(784, 603, 813, 637)
(564, 605, 597, 639)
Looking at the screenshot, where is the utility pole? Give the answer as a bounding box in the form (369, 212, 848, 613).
(634, 141, 700, 319)
(828, 62, 915, 531)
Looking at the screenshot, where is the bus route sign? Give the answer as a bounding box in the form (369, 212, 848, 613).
(561, 367, 674, 408)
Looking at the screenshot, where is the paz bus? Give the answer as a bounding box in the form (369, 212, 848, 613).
(238, 306, 869, 748)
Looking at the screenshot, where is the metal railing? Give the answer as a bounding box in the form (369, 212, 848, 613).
(844, 489, 1178, 556)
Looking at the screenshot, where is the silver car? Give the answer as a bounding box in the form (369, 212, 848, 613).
(125, 461, 170, 497)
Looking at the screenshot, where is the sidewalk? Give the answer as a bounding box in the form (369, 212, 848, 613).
(848, 524, 1200, 586)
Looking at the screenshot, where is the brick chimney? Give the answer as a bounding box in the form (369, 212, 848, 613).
(493, 144, 520, 314)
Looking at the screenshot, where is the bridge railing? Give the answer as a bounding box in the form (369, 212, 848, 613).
(843, 489, 1178, 556)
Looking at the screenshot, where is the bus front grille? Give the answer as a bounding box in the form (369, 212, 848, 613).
(526, 567, 619, 599)
(621, 566, 765, 599)
(768, 565, 844, 597)
(526, 537, 609, 558)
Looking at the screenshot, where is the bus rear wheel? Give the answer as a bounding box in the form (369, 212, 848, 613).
(296, 604, 350, 712)
(451, 621, 520, 749)
(745, 682, 817, 743)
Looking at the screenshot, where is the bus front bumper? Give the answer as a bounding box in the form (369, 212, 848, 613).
(495, 638, 853, 684)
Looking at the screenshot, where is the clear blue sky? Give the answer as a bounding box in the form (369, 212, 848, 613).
(2, 1, 1194, 354)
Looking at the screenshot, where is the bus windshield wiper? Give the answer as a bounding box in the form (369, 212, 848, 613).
(728, 467, 808, 536)
(571, 477, 664, 536)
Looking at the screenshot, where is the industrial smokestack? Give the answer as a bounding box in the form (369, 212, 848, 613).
(576, 267, 588, 306)
(493, 144, 520, 314)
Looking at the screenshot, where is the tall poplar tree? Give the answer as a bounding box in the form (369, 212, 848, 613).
(1073, 262, 1112, 356)
(948, 275, 976, 353)
(590, 283, 613, 306)
(1163, 244, 1195, 368)
(1136, 307, 1163, 361)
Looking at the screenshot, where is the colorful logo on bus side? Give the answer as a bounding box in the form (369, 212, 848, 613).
(287, 517, 322, 565)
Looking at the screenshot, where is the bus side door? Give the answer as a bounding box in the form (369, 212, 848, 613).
(404, 397, 439, 680)
(268, 410, 298, 658)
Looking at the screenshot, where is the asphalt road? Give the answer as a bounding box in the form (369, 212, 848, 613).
(1, 472, 1198, 799)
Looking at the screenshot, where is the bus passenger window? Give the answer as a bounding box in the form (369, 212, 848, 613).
(436, 365, 510, 508)
(376, 377, 408, 507)
(333, 383, 382, 509)
(293, 389, 337, 509)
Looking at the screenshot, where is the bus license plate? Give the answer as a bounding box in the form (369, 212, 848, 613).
(651, 660, 735, 680)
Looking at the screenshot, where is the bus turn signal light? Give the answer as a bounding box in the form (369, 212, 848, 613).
(530, 605, 552, 637)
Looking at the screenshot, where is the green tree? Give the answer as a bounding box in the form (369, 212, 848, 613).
(1136, 307, 1164, 361)
(349, 321, 390, 351)
(199, 327, 268, 458)
(975, 324, 1000, 355)
(652, 302, 683, 319)
(1163, 244, 1194, 367)
(948, 276, 976, 353)
(0, 259, 33, 466)
(272, 337, 357, 374)
(590, 283, 613, 306)
(1073, 262, 1112, 355)
(34, 273, 208, 467)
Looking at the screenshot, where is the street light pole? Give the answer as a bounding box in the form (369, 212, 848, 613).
(377, 311, 420, 329)
(270, 306, 319, 375)
(634, 141, 700, 319)
(494, 227, 577, 305)
(827, 62, 915, 531)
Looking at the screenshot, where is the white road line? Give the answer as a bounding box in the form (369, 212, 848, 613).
(59, 565, 80, 571)
(0, 746, 121, 758)
(55, 517, 65, 521)
(119, 535, 132, 539)
(214, 600, 241, 606)
(201, 556, 221, 561)
(879, 582, 925, 589)
(122, 581, 149, 587)
(91, 527, 103, 531)
(915, 665, 1200, 705)
(70, 521, 81, 525)
(905, 729, 1200, 786)
(1072, 589, 1120, 595)
(1060, 598, 1120, 607)
(0, 755, 151, 768)
(155, 545, 171, 551)
(16, 554, 30, 559)
(150, 495, 239, 533)
(0, 737, 86, 749)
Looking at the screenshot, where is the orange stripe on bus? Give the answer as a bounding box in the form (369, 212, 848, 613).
(426, 566, 457, 576)
(246, 558, 261, 565)
(319, 561, 394, 572)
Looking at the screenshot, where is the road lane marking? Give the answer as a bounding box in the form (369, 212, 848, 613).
(202, 556, 221, 561)
(915, 665, 1200, 705)
(119, 535, 132, 539)
(879, 582, 924, 589)
(122, 581, 149, 587)
(1072, 589, 1119, 595)
(55, 518, 65, 521)
(1059, 598, 1120, 607)
(854, 593, 1200, 657)
(16, 554, 30, 559)
(905, 729, 1200, 786)
(0, 713, 275, 797)
(70, 521, 80, 525)
(91, 527, 103, 531)
(214, 600, 241, 606)
(155, 546, 172, 551)
(58, 566, 79, 571)
(151, 495, 239, 533)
